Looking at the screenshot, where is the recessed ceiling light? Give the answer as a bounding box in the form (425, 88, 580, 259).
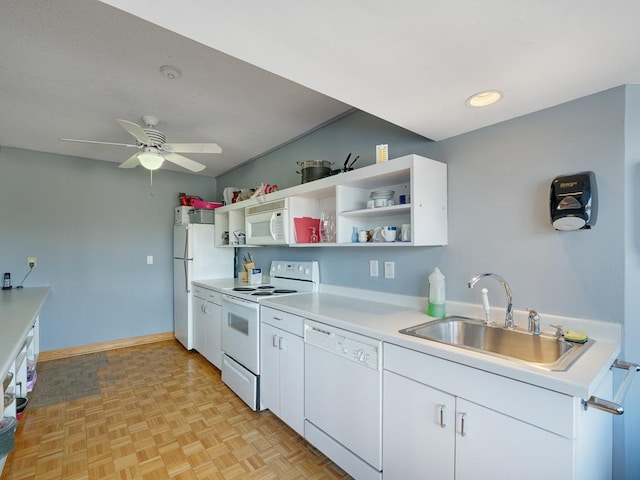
(466, 90, 503, 108)
(160, 65, 181, 80)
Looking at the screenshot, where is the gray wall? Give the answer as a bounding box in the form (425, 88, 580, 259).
(622, 85, 640, 480)
(218, 88, 636, 478)
(0, 147, 216, 351)
(222, 95, 625, 322)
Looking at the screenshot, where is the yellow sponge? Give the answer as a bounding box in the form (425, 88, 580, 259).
(564, 330, 588, 343)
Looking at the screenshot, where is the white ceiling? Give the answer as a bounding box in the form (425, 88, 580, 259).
(3, 1, 640, 178)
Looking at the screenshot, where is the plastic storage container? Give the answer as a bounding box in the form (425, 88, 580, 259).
(427, 267, 446, 318)
(0, 416, 18, 458)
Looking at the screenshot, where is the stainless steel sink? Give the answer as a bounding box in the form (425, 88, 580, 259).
(400, 316, 593, 371)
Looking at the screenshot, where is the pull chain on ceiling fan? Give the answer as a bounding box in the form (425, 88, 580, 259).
(60, 115, 221, 173)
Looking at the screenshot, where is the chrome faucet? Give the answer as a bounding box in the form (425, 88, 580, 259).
(528, 309, 540, 335)
(468, 273, 514, 329)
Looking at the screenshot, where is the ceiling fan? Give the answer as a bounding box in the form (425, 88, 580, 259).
(61, 115, 221, 173)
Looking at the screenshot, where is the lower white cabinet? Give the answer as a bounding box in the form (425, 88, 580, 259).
(260, 306, 304, 436)
(192, 286, 223, 369)
(205, 297, 223, 369)
(383, 371, 455, 479)
(383, 371, 572, 480)
(382, 343, 612, 480)
(193, 291, 207, 355)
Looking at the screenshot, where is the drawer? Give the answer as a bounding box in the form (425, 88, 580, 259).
(207, 290, 221, 305)
(261, 306, 304, 337)
(192, 285, 207, 299)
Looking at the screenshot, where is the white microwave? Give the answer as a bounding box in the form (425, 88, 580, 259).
(245, 199, 290, 245)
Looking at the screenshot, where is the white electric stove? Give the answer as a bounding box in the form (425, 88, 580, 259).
(220, 260, 319, 410)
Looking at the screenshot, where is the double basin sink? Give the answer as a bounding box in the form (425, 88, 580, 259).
(400, 316, 593, 371)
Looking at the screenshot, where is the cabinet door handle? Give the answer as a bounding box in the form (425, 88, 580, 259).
(273, 316, 283, 321)
(272, 335, 279, 348)
(439, 405, 446, 428)
(459, 412, 467, 437)
(278, 336, 284, 350)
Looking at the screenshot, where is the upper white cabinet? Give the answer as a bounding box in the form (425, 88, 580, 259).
(333, 154, 447, 246)
(214, 154, 447, 247)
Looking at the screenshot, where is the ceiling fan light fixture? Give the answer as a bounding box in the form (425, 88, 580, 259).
(466, 89, 503, 108)
(138, 151, 164, 170)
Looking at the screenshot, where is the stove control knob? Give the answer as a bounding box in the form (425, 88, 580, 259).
(356, 350, 367, 363)
(298, 265, 303, 271)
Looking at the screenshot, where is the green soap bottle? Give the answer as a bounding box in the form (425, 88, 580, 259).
(427, 267, 446, 318)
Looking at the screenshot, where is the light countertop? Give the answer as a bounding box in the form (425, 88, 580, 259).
(191, 279, 620, 399)
(1, 287, 50, 381)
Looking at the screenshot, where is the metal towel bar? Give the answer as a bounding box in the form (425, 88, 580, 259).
(582, 359, 639, 415)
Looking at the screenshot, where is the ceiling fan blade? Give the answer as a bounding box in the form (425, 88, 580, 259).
(118, 152, 140, 169)
(163, 142, 222, 154)
(60, 138, 139, 148)
(116, 119, 152, 145)
(163, 152, 206, 172)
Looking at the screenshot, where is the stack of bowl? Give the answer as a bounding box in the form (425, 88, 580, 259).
(369, 190, 395, 208)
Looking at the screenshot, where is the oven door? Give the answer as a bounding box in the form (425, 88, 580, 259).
(221, 294, 260, 374)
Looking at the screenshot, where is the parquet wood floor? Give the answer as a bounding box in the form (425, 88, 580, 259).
(2, 340, 351, 480)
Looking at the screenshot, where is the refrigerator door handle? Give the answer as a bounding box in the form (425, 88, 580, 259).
(183, 226, 190, 260)
(183, 259, 190, 293)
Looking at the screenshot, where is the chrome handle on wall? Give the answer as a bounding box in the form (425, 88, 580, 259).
(278, 336, 284, 350)
(459, 412, 467, 437)
(272, 335, 279, 348)
(582, 359, 639, 415)
(439, 405, 446, 428)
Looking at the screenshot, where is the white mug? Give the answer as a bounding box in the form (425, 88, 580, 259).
(400, 224, 411, 242)
(358, 230, 368, 242)
(382, 226, 396, 242)
(372, 226, 384, 242)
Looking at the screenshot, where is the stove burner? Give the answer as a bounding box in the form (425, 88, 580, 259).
(257, 285, 275, 290)
(251, 291, 274, 296)
(233, 287, 256, 292)
(272, 289, 297, 294)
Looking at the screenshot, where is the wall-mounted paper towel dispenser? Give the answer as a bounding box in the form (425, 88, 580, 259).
(549, 171, 597, 231)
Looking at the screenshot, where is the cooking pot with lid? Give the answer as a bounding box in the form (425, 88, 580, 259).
(297, 160, 333, 184)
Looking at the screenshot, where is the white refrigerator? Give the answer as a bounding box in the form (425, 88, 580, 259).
(173, 224, 234, 349)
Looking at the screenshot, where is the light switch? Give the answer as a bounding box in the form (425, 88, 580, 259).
(147, 255, 153, 265)
(384, 261, 395, 279)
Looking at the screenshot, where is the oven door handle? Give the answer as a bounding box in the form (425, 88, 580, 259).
(222, 294, 260, 311)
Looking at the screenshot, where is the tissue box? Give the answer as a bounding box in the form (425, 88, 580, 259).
(249, 268, 262, 285)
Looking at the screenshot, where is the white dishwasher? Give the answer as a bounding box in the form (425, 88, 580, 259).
(304, 319, 383, 480)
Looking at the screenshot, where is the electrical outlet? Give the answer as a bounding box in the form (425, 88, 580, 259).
(27, 256, 37, 268)
(369, 260, 379, 277)
(384, 261, 395, 279)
